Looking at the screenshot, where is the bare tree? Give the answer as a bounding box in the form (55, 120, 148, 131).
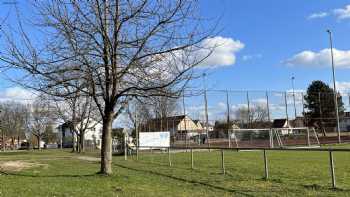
(0, 102, 27, 150)
(235, 105, 269, 128)
(0, 0, 214, 175)
(25, 99, 55, 150)
(53, 91, 100, 153)
(127, 94, 178, 138)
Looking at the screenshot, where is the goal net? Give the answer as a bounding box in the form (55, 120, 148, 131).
(231, 127, 320, 148)
(230, 129, 273, 148)
(272, 127, 320, 148)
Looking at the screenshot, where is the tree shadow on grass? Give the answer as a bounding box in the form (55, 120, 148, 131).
(127, 159, 267, 182)
(302, 184, 350, 192)
(114, 163, 281, 197)
(0, 170, 97, 178)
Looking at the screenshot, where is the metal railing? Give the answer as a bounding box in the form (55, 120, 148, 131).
(127, 145, 350, 189)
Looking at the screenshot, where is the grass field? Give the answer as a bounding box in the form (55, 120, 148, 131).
(1, 145, 350, 196)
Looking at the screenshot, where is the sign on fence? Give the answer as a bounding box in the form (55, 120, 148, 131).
(139, 132, 170, 149)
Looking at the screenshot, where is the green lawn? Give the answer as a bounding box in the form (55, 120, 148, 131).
(1, 146, 350, 197)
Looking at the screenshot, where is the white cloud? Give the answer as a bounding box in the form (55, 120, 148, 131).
(284, 48, 350, 68)
(307, 5, 350, 21)
(308, 12, 329, 19)
(0, 87, 36, 103)
(196, 36, 244, 68)
(335, 81, 350, 93)
(333, 5, 350, 20)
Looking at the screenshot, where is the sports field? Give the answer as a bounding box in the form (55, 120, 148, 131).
(1, 145, 350, 197)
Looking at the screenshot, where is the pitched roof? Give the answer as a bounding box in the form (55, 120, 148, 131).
(272, 119, 288, 128)
(143, 115, 193, 131)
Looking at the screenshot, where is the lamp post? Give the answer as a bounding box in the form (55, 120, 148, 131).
(203, 73, 210, 148)
(291, 76, 297, 119)
(326, 29, 341, 144)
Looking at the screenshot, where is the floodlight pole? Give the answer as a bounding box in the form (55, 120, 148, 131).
(291, 76, 297, 119)
(327, 29, 341, 144)
(183, 92, 187, 149)
(203, 73, 210, 149)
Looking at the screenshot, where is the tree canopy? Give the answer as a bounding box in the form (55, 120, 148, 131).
(304, 80, 344, 133)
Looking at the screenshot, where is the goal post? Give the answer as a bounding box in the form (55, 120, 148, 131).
(273, 127, 320, 148)
(231, 128, 274, 148)
(231, 127, 320, 148)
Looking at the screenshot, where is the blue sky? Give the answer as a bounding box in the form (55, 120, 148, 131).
(2, 1, 350, 123)
(195, 0, 350, 92)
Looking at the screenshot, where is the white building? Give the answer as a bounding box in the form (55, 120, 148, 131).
(272, 119, 291, 135)
(57, 119, 103, 149)
(143, 115, 204, 138)
(340, 112, 350, 132)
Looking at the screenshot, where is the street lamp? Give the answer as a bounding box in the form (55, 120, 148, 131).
(291, 75, 297, 119)
(202, 73, 210, 148)
(326, 29, 341, 144)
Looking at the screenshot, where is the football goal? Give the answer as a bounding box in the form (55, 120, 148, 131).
(230, 127, 320, 148)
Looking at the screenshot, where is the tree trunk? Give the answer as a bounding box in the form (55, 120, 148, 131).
(2, 130, 5, 151)
(72, 131, 77, 152)
(100, 115, 113, 175)
(79, 132, 85, 153)
(37, 135, 41, 150)
(76, 135, 80, 153)
(11, 137, 14, 150)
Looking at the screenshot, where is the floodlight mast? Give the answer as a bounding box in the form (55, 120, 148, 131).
(326, 29, 341, 144)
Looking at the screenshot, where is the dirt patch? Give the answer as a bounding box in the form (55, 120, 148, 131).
(76, 156, 100, 162)
(0, 161, 46, 172)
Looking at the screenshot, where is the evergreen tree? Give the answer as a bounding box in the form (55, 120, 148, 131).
(304, 80, 344, 135)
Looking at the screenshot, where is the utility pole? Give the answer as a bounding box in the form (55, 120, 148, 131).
(327, 29, 341, 144)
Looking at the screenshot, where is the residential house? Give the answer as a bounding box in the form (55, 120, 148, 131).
(142, 115, 202, 138)
(272, 119, 291, 135)
(57, 119, 103, 149)
(340, 112, 350, 132)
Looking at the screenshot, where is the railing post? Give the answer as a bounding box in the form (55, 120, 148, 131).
(168, 147, 172, 167)
(263, 149, 268, 180)
(329, 151, 336, 189)
(191, 148, 194, 169)
(221, 149, 225, 175)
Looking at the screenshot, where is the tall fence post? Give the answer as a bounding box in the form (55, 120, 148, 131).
(135, 110, 139, 161)
(168, 147, 172, 167)
(221, 149, 225, 175)
(246, 91, 250, 128)
(228, 130, 231, 148)
(263, 149, 269, 180)
(329, 151, 336, 189)
(284, 91, 289, 122)
(191, 148, 194, 169)
(306, 128, 310, 147)
(226, 90, 231, 148)
(204, 88, 210, 150)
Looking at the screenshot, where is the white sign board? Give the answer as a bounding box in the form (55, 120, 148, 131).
(139, 132, 170, 148)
